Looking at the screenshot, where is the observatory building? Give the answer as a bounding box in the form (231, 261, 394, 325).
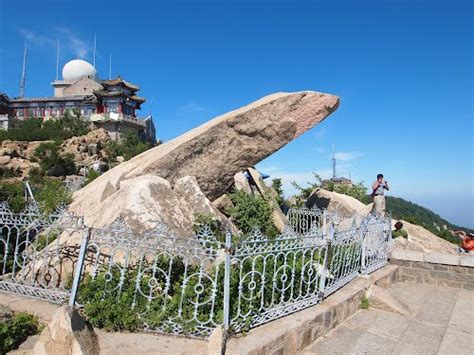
(0, 59, 156, 143)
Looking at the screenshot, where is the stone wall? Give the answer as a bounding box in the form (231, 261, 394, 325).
(390, 249, 474, 290)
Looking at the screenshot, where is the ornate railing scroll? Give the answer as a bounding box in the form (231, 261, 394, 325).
(287, 206, 326, 237)
(361, 214, 392, 274)
(0, 202, 84, 304)
(229, 226, 327, 331)
(0, 202, 392, 339)
(75, 220, 224, 338)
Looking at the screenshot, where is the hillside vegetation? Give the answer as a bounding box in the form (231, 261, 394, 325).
(386, 196, 473, 238)
(289, 173, 471, 244)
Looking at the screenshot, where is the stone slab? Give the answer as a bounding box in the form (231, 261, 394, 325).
(390, 249, 424, 262)
(459, 254, 474, 267)
(0, 290, 59, 323)
(424, 252, 460, 266)
(438, 328, 474, 355)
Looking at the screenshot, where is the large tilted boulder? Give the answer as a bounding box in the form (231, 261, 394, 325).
(70, 91, 339, 222)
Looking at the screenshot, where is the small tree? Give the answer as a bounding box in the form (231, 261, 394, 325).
(228, 190, 278, 236)
(291, 172, 370, 205)
(271, 178, 285, 207)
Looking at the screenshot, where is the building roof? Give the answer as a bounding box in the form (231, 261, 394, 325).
(100, 77, 140, 91)
(10, 95, 97, 103)
(0, 93, 10, 103)
(130, 95, 145, 103)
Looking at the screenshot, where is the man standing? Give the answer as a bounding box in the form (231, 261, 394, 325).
(371, 173, 389, 216)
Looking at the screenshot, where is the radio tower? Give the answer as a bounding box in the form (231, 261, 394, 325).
(19, 44, 28, 97)
(332, 144, 337, 180)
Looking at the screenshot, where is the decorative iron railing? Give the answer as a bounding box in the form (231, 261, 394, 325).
(0, 204, 392, 338)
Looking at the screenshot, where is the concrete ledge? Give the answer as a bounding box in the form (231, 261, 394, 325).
(390, 249, 474, 267)
(225, 265, 398, 355)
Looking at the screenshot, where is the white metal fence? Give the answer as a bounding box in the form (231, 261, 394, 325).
(0, 203, 392, 338)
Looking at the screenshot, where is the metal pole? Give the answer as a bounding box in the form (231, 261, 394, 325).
(68, 227, 91, 307)
(223, 231, 232, 331)
(361, 223, 367, 274)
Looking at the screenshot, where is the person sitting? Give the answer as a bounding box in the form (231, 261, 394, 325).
(392, 221, 408, 239)
(454, 231, 474, 252)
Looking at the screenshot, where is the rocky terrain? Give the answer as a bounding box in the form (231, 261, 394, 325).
(0, 129, 112, 178)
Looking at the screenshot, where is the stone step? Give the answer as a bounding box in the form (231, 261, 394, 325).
(367, 284, 412, 316)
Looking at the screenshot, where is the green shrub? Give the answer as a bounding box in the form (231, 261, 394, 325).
(34, 142, 76, 177)
(0, 181, 26, 212)
(35, 179, 72, 213)
(84, 169, 100, 186)
(105, 131, 152, 162)
(0, 113, 90, 142)
(291, 173, 370, 205)
(0, 178, 71, 213)
(0, 312, 40, 354)
(193, 213, 225, 242)
(360, 296, 369, 310)
(0, 167, 22, 178)
(228, 190, 277, 237)
(271, 178, 285, 208)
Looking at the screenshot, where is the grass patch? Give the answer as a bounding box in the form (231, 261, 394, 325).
(360, 296, 370, 310)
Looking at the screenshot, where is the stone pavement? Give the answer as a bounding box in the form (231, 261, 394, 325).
(300, 282, 474, 355)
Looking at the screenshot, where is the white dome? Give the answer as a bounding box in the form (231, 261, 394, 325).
(62, 59, 97, 81)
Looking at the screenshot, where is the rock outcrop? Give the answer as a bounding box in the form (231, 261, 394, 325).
(306, 188, 459, 255)
(306, 188, 372, 218)
(0, 129, 112, 178)
(32, 306, 99, 355)
(75, 174, 233, 235)
(391, 219, 458, 255)
(70, 91, 339, 221)
(60, 129, 111, 167)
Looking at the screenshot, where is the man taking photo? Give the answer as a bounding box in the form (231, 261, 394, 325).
(371, 173, 389, 216)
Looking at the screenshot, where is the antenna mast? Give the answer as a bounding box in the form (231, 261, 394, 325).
(19, 44, 28, 97)
(149, 98, 154, 116)
(332, 144, 336, 180)
(93, 35, 97, 67)
(56, 39, 60, 80)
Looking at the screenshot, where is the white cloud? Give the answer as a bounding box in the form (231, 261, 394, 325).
(176, 101, 208, 115)
(313, 146, 327, 154)
(19, 27, 90, 59)
(19, 29, 55, 47)
(333, 151, 363, 161)
(314, 127, 327, 139)
(56, 28, 89, 58)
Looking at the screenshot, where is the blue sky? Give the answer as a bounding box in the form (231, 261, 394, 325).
(0, 0, 472, 227)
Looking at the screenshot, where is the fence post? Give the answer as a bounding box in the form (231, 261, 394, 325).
(322, 210, 327, 237)
(360, 221, 367, 275)
(318, 222, 332, 297)
(223, 231, 232, 332)
(68, 226, 91, 307)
